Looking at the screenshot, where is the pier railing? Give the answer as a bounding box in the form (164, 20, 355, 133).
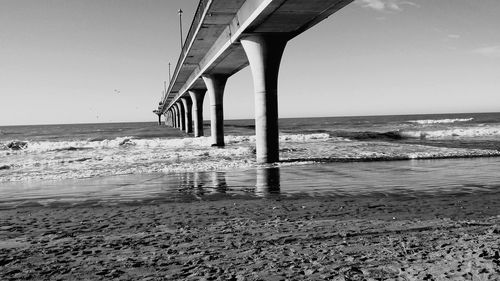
(160, 0, 211, 113)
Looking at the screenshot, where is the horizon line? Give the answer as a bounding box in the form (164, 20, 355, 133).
(1, 110, 499, 127)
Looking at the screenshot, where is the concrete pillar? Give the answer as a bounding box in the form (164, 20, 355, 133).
(180, 97, 193, 134)
(175, 103, 183, 131)
(170, 110, 174, 127)
(188, 89, 206, 137)
(173, 104, 179, 129)
(172, 110, 175, 127)
(241, 34, 288, 163)
(173, 105, 179, 128)
(157, 114, 162, 126)
(177, 102, 186, 132)
(202, 74, 228, 147)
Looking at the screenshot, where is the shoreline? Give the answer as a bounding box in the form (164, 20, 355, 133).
(1, 191, 499, 280)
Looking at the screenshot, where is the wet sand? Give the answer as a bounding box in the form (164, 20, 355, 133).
(1, 192, 499, 280)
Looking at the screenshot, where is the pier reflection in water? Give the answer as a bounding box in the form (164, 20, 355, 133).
(255, 167, 280, 197)
(177, 171, 229, 199)
(2, 157, 500, 209)
(176, 167, 280, 199)
(0, 167, 282, 209)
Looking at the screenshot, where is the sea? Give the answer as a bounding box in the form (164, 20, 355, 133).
(1, 112, 500, 209)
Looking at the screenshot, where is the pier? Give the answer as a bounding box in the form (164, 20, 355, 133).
(156, 0, 353, 163)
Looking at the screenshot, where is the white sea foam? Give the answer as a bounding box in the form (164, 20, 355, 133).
(1, 133, 499, 183)
(280, 133, 333, 142)
(1, 134, 331, 182)
(400, 125, 500, 139)
(1, 133, 339, 155)
(279, 140, 500, 161)
(407, 118, 474, 125)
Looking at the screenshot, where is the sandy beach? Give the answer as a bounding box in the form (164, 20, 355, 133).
(1, 190, 499, 280)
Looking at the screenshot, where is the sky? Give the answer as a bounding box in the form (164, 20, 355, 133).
(1, 0, 499, 126)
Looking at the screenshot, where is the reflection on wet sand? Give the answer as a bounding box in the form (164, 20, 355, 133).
(208, 172, 228, 194)
(3, 157, 500, 209)
(184, 171, 228, 199)
(256, 167, 281, 197)
(0, 166, 283, 208)
(179, 168, 280, 198)
(180, 167, 281, 198)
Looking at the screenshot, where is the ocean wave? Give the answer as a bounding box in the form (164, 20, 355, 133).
(407, 118, 474, 125)
(400, 126, 500, 139)
(281, 139, 500, 161)
(334, 125, 500, 141)
(2, 131, 500, 183)
(333, 131, 403, 141)
(1, 133, 341, 154)
(279, 133, 337, 142)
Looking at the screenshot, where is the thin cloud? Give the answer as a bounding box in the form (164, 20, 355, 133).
(357, 0, 418, 12)
(473, 45, 500, 58)
(447, 34, 461, 39)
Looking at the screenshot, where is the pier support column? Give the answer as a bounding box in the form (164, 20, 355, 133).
(180, 97, 193, 134)
(170, 107, 175, 127)
(157, 114, 162, 126)
(241, 34, 288, 163)
(202, 74, 228, 147)
(173, 104, 180, 128)
(170, 109, 175, 127)
(168, 110, 173, 127)
(176, 102, 186, 132)
(188, 89, 206, 137)
(169, 108, 174, 127)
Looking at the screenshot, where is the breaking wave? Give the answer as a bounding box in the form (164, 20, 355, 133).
(0, 133, 336, 154)
(333, 131, 404, 141)
(2, 132, 500, 183)
(399, 125, 500, 139)
(407, 118, 474, 125)
(334, 125, 500, 141)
